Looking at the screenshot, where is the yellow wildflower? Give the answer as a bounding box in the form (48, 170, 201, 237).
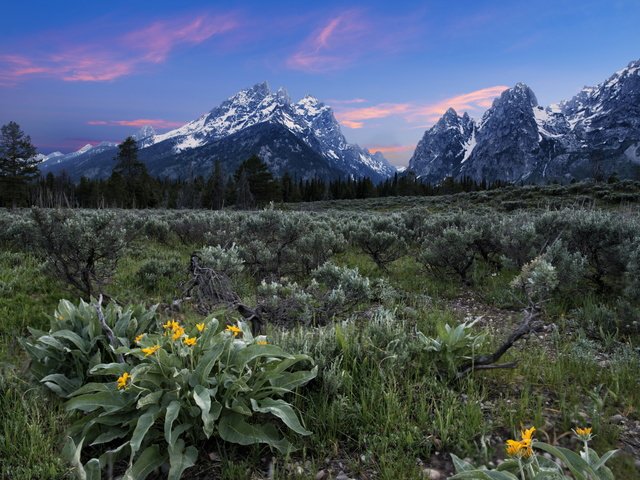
(506, 439, 524, 457)
(142, 345, 160, 356)
(163, 319, 180, 331)
(257, 340, 268, 345)
(574, 427, 593, 441)
(184, 336, 197, 346)
(116, 372, 131, 390)
(171, 325, 185, 341)
(225, 325, 242, 337)
(134, 333, 144, 344)
(196, 322, 205, 333)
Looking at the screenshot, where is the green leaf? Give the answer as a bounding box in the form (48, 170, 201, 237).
(164, 400, 181, 448)
(90, 428, 128, 446)
(41, 373, 81, 397)
(193, 342, 225, 384)
(50, 329, 90, 352)
(137, 390, 163, 409)
(232, 344, 293, 369)
(451, 453, 475, 473)
(65, 391, 130, 413)
(124, 444, 165, 480)
(89, 362, 128, 376)
(268, 366, 318, 391)
(130, 409, 159, 457)
(218, 413, 292, 453)
(534, 442, 596, 480)
(250, 398, 311, 436)
(167, 438, 198, 480)
(193, 385, 216, 438)
(593, 449, 617, 471)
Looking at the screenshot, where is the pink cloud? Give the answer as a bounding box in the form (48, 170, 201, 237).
(366, 144, 414, 155)
(87, 119, 184, 129)
(335, 103, 411, 128)
(286, 10, 419, 73)
(326, 98, 368, 105)
(0, 12, 239, 85)
(408, 86, 509, 122)
(334, 86, 508, 128)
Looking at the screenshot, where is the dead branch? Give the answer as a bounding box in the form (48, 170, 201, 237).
(181, 252, 265, 335)
(94, 294, 124, 363)
(456, 306, 544, 379)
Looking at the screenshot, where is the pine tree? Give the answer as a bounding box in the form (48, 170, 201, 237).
(234, 155, 279, 206)
(0, 121, 39, 206)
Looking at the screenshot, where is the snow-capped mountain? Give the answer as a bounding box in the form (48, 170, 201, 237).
(408, 59, 640, 183)
(41, 83, 394, 181)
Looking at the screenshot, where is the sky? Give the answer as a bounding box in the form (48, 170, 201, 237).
(1, 0, 639, 167)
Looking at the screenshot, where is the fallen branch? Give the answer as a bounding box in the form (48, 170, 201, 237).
(456, 306, 543, 379)
(94, 294, 124, 363)
(181, 252, 265, 335)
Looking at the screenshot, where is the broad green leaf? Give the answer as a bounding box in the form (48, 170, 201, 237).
(168, 438, 198, 480)
(90, 428, 128, 446)
(593, 449, 618, 471)
(251, 398, 311, 436)
(41, 373, 81, 397)
(65, 391, 130, 413)
(194, 342, 225, 384)
(130, 409, 159, 457)
(51, 330, 90, 352)
(37, 335, 66, 350)
(451, 453, 475, 473)
(534, 442, 596, 480)
(232, 344, 293, 369)
(68, 382, 113, 396)
(268, 366, 318, 391)
(89, 362, 128, 376)
(84, 459, 101, 480)
(137, 390, 163, 409)
(193, 385, 215, 438)
(218, 413, 292, 453)
(124, 444, 165, 480)
(164, 400, 181, 448)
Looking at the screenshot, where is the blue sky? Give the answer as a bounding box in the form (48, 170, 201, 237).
(1, 0, 639, 166)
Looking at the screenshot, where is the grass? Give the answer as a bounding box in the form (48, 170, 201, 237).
(1, 204, 639, 478)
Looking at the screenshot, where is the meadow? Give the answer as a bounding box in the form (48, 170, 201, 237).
(1, 181, 639, 480)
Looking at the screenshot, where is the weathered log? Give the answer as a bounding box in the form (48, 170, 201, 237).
(456, 306, 543, 379)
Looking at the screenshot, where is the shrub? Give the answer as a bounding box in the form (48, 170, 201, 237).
(136, 256, 183, 293)
(419, 226, 479, 284)
(30, 209, 132, 298)
(350, 215, 408, 270)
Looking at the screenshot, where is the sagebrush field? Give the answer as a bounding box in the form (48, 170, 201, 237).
(1, 182, 639, 479)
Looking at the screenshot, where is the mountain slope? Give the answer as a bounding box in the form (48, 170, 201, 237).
(408, 59, 640, 183)
(41, 83, 394, 182)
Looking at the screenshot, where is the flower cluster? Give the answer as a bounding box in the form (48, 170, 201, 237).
(225, 324, 242, 337)
(505, 426, 535, 459)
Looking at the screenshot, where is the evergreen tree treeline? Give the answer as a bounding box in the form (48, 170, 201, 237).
(0, 121, 510, 209)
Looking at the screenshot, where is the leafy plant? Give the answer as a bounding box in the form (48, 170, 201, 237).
(55, 314, 316, 479)
(417, 318, 485, 378)
(20, 299, 157, 397)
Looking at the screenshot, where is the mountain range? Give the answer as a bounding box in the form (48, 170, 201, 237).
(39, 82, 395, 182)
(40, 59, 640, 184)
(408, 59, 640, 183)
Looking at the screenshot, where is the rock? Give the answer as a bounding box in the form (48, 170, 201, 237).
(335, 472, 351, 480)
(610, 414, 626, 424)
(315, 470, 329, 480)
(422, 468, 445, 480)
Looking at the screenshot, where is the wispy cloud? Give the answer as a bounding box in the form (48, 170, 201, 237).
(0, 12, 238, 85)
(336, 103, 411, 128)
(286, 9, 420, 72)
(334, 86, 508, 128)
(87, 119, 184, 129)
(366, 144, 414, 155)
(325, 98, 368, 105)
